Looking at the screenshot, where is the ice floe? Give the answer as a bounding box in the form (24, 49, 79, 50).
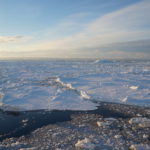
(0, 59, 150, 111)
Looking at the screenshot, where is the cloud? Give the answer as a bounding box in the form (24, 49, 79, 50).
(77, 39, 150, 59)
(0, 36, 23, 43)
(33, 0, 150, 53)
(0, 0, 150, 59)
(106, 39, 150, 53)
(87, 0, 150, 34)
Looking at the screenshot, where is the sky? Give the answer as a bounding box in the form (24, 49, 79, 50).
(0, 0, 150, 59)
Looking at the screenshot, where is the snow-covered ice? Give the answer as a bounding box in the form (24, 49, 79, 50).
(0, 59, 150, 111)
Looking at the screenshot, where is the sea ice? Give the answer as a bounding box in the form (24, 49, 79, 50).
(0, 59, 150, 111)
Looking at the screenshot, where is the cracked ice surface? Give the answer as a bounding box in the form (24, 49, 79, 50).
(0, 59, 150, 111)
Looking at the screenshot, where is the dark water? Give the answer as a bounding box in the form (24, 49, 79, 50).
(0, 103, 132, 141)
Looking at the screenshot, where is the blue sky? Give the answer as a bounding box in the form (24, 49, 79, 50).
(0, 0, 150, 59)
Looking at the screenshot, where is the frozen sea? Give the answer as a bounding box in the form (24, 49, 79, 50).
(0, 59, 150, 111)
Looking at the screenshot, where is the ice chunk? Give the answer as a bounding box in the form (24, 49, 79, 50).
(128, 117, 150, 128)
(22, 119, 28, 123)
(54, 77, 75, 90)
(97, 121, 103, 127)
(129, 86, 139, 90)
(129, 144, 150, 150)
(80, 90, 90, 99)
(75, 138, 96, 150)
(122, 97, 128, 102)
(93, 59, 113, 64)
(54, 77, 90, 99)
(93, 59, 101, 64)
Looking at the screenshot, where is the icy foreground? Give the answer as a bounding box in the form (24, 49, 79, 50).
(0, 102, 150, 150)
(0, 59, 150, 111)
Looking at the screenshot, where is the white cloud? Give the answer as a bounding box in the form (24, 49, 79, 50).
(0, 0, 150, 59)
(35, 0, 150, 51)
(0, 36, 23, 43)
(87, 0, 150, 33)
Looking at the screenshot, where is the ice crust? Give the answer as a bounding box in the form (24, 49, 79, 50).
(0, 59, 150, 111)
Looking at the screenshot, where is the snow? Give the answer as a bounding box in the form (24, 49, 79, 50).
(0, 59, 150, 111)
